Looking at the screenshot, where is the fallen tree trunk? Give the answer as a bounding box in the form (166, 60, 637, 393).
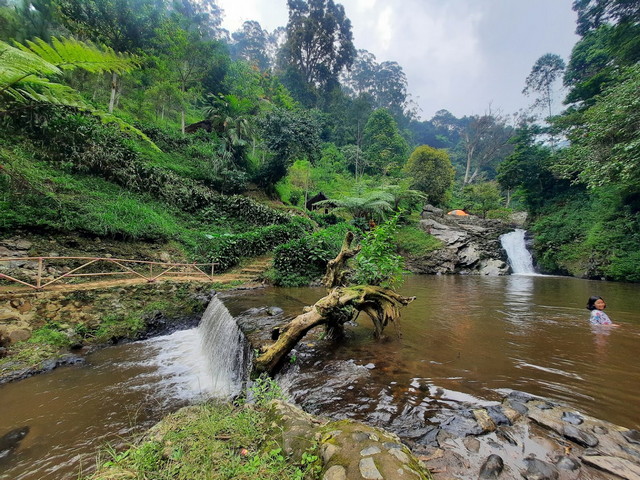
(322, 231, 360, 288)
(254, 285, 415, 375)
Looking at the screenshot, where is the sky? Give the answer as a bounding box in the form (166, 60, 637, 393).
(216, 0, 579, 120)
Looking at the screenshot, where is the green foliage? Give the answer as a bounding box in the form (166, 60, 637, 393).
(556, 65, 640, 190)
(93, 313, 146, 343)
(279, 0, 356, 91)
(320, 189, 394, 224)
(248, 374, 287, 407)
(271, 222, 355, 286)
(403, 145, 454, 206)
(191, 218, 313, 270)
(28, 323, 71, 348)
(0, 36, 137, 107)
(395, 226, 443, 256)
(257, 107, 322, 186)
(90, 402, 315, 480)
(362, 108, 409, 176)
(352, 214, 405, 288)
(461, 181, 503, 218)
(522, 53, 566, 117)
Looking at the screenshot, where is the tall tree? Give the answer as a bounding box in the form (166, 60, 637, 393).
(230, 20, 270, 70)
(523, 53, 566, 118)
(459, 112, 513, 185)
(55, 0, 165, 112)
(362, 108, 409, 176)
(403, 145, 454, 206)
(279, 0, 356, 93)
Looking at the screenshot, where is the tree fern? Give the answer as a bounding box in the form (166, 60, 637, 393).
(0, 37, 156, 150)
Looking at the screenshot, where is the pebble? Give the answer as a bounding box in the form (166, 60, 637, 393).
(360, 446, 381, 456)
(478, 454, 504, 478)
(359, 457, 383, 480)
(323, 465, 346, 480)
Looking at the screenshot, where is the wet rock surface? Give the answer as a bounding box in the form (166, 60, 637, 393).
(277, 354, 640, 480)
(406, 208, 511, 275)
(267, 400, 431, 480)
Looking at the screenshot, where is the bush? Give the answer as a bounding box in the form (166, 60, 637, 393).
(272, 223, 356, 286)
(352, 214, 406, 288)
(189, 217, 314, 270)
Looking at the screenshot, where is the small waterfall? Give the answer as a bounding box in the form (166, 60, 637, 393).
(198, 296, 251, 398)
(500, 229, 536, 275)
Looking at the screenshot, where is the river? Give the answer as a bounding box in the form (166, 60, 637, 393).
(1, 274, 639, 479)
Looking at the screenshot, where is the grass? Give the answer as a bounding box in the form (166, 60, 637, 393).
(396, 225, 443, 256)
(89, 401, 320, 480)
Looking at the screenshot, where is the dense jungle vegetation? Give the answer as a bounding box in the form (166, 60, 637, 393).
(1, 0, 639, 282)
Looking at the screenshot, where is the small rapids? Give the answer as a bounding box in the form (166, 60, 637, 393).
(0, 295, 250, 480)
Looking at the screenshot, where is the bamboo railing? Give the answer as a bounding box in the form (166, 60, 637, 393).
(0, 256, 218, 290)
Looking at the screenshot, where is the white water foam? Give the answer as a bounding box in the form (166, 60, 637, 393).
(500, 229, 537, 275)
(132, 296, 250, 402)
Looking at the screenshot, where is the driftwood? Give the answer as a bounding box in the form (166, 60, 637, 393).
(254, 231, 415, 374)
(254, 285, 415, 374)
(322, 231, 360, 288)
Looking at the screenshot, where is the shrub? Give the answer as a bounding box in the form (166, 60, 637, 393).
(190, 217, 314, 270)
(352, 214, 406, 288)
(272, 222, 356, 286)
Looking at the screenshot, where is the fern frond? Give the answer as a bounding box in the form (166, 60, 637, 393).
(16, 37, 139, 74)
(0, 41, 60, 78)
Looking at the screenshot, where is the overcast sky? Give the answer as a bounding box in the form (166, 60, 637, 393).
(216, 0, 579, 120)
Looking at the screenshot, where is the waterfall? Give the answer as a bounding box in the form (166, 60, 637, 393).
(198, 296, 251, 398)
(500, 229, 536, 275)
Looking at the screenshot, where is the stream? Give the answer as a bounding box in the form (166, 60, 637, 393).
(1, 274, 639, 479)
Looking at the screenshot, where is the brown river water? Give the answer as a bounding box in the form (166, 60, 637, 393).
(1, 274, 639, 479)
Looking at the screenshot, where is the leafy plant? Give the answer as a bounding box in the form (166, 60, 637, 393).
(352, 213, 406, 288)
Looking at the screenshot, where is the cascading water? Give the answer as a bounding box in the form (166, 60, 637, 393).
(500, 229, 536, 275)
(198, 296, 251, 398)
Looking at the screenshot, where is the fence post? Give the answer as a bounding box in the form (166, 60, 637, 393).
(37, 257, 43, 289)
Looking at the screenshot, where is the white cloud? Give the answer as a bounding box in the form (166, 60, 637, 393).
(218, 0, 578, 119)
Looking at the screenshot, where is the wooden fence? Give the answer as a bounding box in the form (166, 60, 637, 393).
(0, 256, 218, 290)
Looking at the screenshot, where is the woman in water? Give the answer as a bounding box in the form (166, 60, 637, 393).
(586, 296, 618, 326)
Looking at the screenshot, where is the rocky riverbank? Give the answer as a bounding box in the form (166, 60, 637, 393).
(406, 206, 513, 275)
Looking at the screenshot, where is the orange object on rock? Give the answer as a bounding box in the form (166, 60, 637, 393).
(447, 209, 469, 216)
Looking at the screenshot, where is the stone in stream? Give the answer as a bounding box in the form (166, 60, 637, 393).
(478, 454, 504, 478)
(562, 424, 599, 448)
(561, 411, 584, 425)
(623, 429, 640, 445)
(0, 426, 29, 458)
(522, 456, 559, 480)
(554, 455, 581, 471)
(486, 405, 511, 426)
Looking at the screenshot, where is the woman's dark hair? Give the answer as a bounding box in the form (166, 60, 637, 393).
(587, 296, 603, 310)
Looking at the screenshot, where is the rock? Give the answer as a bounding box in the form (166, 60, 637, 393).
(561, 411, 583, 425)
(422, 204, 444, 217)
(581, 455, 640, 479)
(388, 448, 409, 464)
(554, 456, 580, 471)
(496, 428, 518, 446)
(463, 436, 481, 453)
(522, 457, 559, 480)
(479, 454, 504, 478)
(473, 409, 497, 433)
(322, 443, 338, 463)
(623, 430, 640, 445)
(486, 405, 511, 426)
(563, 425, 599, 447)
(359, 457, 383, 479)
(360, 446, 381, 456)
(0, 426, 30, 456)
(7, 328, 31, 343)
(323, 465, 346, 480)
(266, 306, 284, 316)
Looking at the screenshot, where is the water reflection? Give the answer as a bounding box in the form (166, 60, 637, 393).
(265, 275, 640, 430)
